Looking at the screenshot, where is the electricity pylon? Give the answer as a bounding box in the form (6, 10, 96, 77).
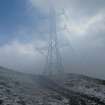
(44, 3, 64, 76)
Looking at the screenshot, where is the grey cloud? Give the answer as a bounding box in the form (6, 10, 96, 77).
(22, 0, 105, 79)
(0, 40, 45, 74)
(0, 0, 105, 79)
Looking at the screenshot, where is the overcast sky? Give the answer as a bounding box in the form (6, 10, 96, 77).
(0, 0, 105, 79)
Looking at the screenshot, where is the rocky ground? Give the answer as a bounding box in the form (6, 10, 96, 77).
(0, 67, 69, 105)
(0, 66, 105, 105)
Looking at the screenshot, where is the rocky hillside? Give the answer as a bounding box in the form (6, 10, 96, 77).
(0, 66, 69, 105)
(0, 66, 105, 105)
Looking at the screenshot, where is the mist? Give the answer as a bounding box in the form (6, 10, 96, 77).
(0, 0, 105, 79)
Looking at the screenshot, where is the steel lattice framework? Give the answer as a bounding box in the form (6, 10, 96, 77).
(44, 4, 64, 76)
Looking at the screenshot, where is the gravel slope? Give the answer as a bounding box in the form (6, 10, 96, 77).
(0, 67, 105, 105)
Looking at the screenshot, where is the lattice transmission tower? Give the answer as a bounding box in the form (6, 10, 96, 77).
(44, 2, 64, 76)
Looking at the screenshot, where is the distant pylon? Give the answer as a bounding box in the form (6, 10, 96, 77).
(44, 3, 64, 76)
